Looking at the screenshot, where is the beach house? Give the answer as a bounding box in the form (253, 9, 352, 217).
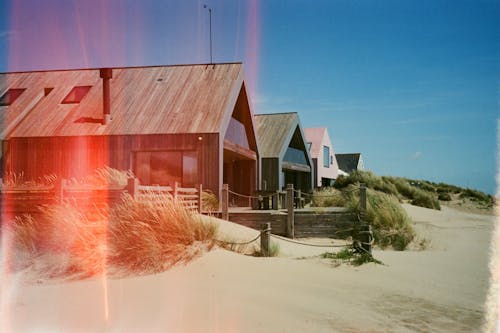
(254, 112, 313, 193)
(304, 127, 339, 188)
(0, 63, 260, 198)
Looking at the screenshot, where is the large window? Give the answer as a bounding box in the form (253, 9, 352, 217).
(135, 151, 198, 186)
(224, 117, 250, 149)
(284, 147, 308, 165)
(323, 146, 330, 168)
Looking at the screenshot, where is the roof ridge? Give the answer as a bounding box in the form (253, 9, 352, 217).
(0, 62, 243, 75)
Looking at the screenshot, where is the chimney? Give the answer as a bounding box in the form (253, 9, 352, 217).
(99, 68, 113, 125)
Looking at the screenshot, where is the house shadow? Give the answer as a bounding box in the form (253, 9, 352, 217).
(74, 117, 103, 124)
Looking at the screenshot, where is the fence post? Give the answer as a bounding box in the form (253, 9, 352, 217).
(222, 184, 229, 220)
(359, 224, 373, 255)
(286, 183, 294, 238)
(272, 190, 278, 210)
(197, 183, 203, 213)
(173, 181, 179, 199)
(55, 178, 66, 203)
(297, 189, 302, 209)
(127, 177, 138, 199)
(260, 222, 271, 256)
(360, 183, 367, 219)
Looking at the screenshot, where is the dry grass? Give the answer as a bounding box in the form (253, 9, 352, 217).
(5, 203, 107, 279)
(311, 187, 347, 207)
(202, 190, 219, 212)
(347, 187, 416, 250)
(4, 193, 218, 280)
(108, 193, 217, 275)
(1, 172, 57, 189)
(66, 166, 133, 188)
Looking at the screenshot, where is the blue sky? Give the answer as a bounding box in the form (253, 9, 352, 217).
(0, 0, 498, 194)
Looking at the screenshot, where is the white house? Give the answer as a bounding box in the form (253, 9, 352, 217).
(304, 127, 339, 188)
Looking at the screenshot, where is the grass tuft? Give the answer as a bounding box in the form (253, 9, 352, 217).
(321, 247, 383, 266)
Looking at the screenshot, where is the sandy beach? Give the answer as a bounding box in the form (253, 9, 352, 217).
(0, 204, 494, 332)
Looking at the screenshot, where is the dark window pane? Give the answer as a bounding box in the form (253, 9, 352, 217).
(62, 86, 92, 104)
(284, 147, 308, 165)
(0, 88, 26, 106)
(183, 151, 198, 186)
(323, 146, 330, 168)
(150, 151, 182, 186)
(224, 117, 250, 149)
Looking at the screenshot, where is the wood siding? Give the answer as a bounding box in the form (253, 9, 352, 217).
(4, 133, 221, 194)
(261, 158, 280, 191)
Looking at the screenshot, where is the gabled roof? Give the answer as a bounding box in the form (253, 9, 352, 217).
(0, 63, 245, 138)
(254, 112, 298, 158)
(335, 153, 362, 173)
(304, 127, 327, 158)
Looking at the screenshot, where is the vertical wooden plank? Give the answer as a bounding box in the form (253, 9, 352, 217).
(173, 181, 178, 199)
(260, 222, 270, 256)
(221, 183, 229, 220)
(127, 177, 138, 198)
(197, 183, 202, 213)
(286, 183, 294, 238)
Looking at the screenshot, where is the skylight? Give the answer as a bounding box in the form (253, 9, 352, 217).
(61, 86, 92, 104)
(0, 88, 26, 106)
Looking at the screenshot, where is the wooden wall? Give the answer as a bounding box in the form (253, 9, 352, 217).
(228, 210, 356, 238)
(4, 133, 221, 194)
(261, 158, 279, 191)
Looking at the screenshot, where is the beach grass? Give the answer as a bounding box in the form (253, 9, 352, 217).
(5, 193, 218, 279)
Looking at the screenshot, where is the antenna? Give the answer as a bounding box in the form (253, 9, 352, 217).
(203, 4, 213, 64)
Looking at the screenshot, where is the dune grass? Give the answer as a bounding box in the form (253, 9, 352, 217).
(108, 194, 217, 274)
(202, 190, 219, 212)
(346, 187, 416, 250)
(312, 182, 415, 250)
(321, 247, 383, 266)
(4, 193, 218, 279)
(335, 171, 442, 210)
(311, 187, 347, 207)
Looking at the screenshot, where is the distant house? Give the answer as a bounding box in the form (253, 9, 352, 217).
(0, 63, 260, 198)
(254, 112, 313, 192)
(304, 127, 339, 188)
(335, 153, 364, 174)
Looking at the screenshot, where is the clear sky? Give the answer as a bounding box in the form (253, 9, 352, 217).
(1, 0, 498, 194)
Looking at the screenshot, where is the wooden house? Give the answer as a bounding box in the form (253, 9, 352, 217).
(254, 113, 313, 193)
(0, 63, 260, 198)
(335, 153, 365, 174)
(304, 127, 339, 188)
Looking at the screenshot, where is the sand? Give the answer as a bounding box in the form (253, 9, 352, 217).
(0, 204, 495, 332)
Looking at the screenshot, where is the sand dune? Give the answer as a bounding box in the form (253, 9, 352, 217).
(0, 204, 494, 332)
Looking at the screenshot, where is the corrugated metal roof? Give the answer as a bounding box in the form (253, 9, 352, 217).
(254, 113, 298, 158)
(0, 63, 243, 138)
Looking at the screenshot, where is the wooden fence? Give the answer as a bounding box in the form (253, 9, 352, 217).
(222, 183, 368, 240)
(0, 178, 203, 217)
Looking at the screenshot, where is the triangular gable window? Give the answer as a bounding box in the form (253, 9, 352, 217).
(62, 86, 92, 104)
(0, 88, 26, 106)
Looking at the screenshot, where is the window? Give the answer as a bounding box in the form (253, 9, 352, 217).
(224, 117, 250, 149)
(0, 88, 26, 106)
(135, 150, 198, 186)
(61, 86, 92, 104)
(323, 146, 330, 168)
(307, 142, 312, 151)
(284, 146, 308, 165)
